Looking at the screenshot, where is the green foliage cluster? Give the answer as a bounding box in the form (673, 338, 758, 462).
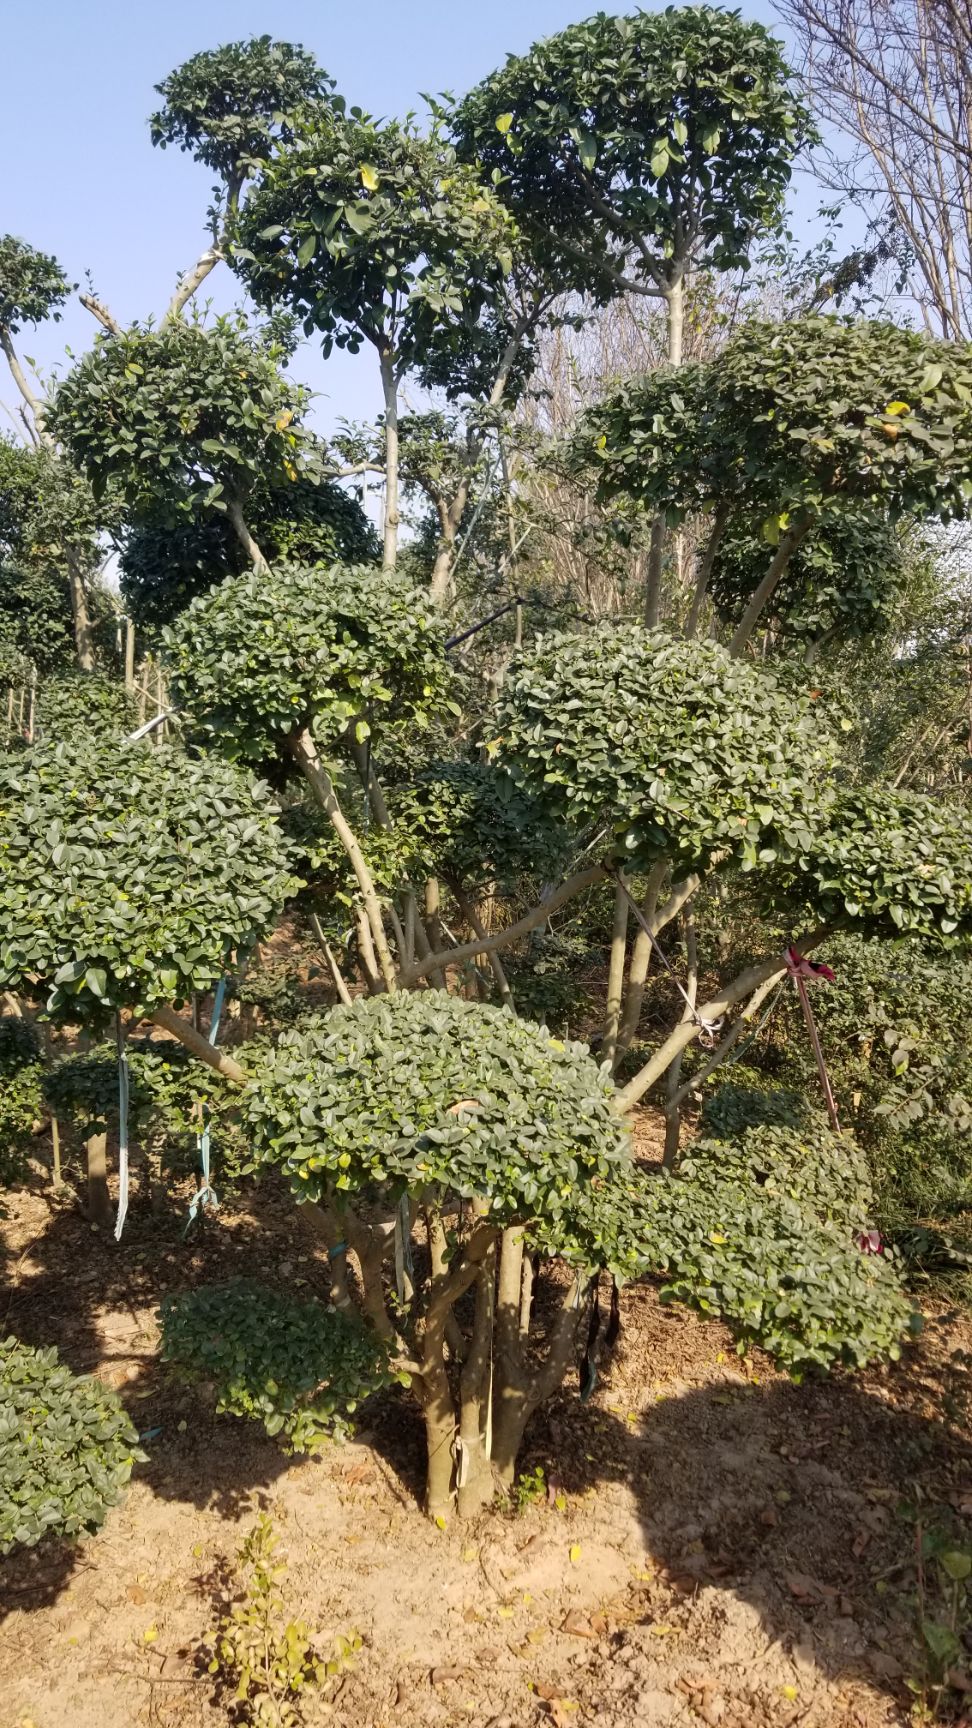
(700, 1082, 810, 1140)
(164, 562, 451, 765)
(42, 1038, 231, 1142)
(770, 937, 972, 1218)
(0, 1336, 144, 1554)
(613, 1162, 914, 1372)
(119, 469, 378, 633)
(242, 991, 913, 1375)
(574, 317, 972, 528)
(234, 110, 515, 363)
(451, 7, 811, 290)
(151, 36, 332, 179)
(390, 760, 568, 892)
(31, 671, 137, 746)
(496, 624, 833, 875)
(0, 234, 71, 332)
(242, 992, 630, 1259)
(0, 739, 299, 1024)
(0, 1018, 43, 1187)
(205, 1514, 359, 1728)
(679, 1119, 874, 1227)
(49, 316, 311, 520)
(160, 1280, 396, 1449)
(778, 787, 972, 945)
(709, 511, 911, 646)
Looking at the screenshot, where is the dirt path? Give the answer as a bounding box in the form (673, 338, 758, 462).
(2, 1159, 970, 1728)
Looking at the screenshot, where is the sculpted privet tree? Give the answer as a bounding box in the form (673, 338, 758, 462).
(49, 317, 314, 573)
(225, 989, 912, 1518)
(149, 35, 333, 320)
(232, 108, 516, 572)
(0, 236, 105, 669)
(163, 562, 451, 992)
(571, 316, 972, 651)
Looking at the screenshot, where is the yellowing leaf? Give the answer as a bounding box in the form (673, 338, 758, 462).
(461, 1546, 477, 1563)
(782, 1685, 799, 1701)
(885, 399, 910, 416)
(275, 409, 293, 432)
(709, 1232, 727, 1245)
(360, 164, 380, 191)
(569, 1543, 582, 1564)
(495, 113, 514, 134)
(434, 1514, 448, 1531)
(498, 1605, 515, 1618)
(142, 1624, 158, 1644)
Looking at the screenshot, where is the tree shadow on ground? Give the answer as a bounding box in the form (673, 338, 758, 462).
(0, 1173, 333, 1617)
(4, 1188, 972, 1720)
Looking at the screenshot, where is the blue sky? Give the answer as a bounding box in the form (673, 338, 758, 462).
(2, 0, 822, 442)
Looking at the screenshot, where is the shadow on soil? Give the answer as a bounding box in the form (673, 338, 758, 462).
(3, 1189, 971, 1715)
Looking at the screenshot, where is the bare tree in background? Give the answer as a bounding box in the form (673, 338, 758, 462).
(779, 0, 972, 338)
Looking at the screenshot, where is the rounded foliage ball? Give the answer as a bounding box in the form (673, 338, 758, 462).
(164, 562, 451, 766)
(160, 1280, 396, 1452)
(0, 738, 300, 1023)
(243, 990, 630, 1259)
(781, 787, 972, 945)
(0, 1337, 143, 1554)
(496, 624, 834, 874)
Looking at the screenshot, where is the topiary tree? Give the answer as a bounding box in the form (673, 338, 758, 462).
(232, 107, 516, 570)
(235, 988, 912, 1516)
(0, 241, 108, 670)
(49, 316, 314, 571)
(0, 737, 299, 1073)
(119, 467, 378, 633)
(164, 561, 452, 991)
(571, 317, 972, 651)
(452, 7, 813, 365)
(150, 36, 334, 319)
(0, 1336, 144, 1554)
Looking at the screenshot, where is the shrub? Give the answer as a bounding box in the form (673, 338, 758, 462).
(613, 1166, 916, 1373)
(496, 623, 834, 875)
(700, 1082, 810, 1141)
(0, 738, 300, 1025)
(0, 1336, 143, 1553)
(159, 1280, 397, 1450)
(0, 1017, 43, 1186)
(164, 562, 451, 768)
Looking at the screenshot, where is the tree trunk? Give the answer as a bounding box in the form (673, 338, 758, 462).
(617, 927, 831, 1112)
(684, 501, 731, 639)
(456, 1238, 497, 1516)
(289, 728, 398, 993)
(225, 497, 269, 574)
(662, 905, 698, 1168)
(86, 1131, 112, 1228)
(600, 881, 630, 1069)
(150, 1004, 247, 1085)
(65, 550, 96, 671)
(379, 348, 400, 572)
(728, 519, 813, 656)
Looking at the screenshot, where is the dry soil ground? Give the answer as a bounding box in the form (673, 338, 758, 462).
(1, 1124, 971, 1728)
